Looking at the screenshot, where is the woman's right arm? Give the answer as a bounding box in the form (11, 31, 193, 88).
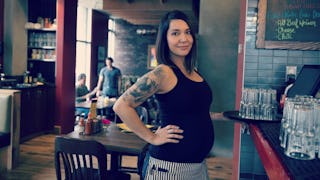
(113, 65, 184, 145)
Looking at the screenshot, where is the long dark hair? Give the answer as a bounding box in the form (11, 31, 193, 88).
(155, 10, 197, 74)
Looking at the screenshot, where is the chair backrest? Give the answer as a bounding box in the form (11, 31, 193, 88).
(135, 106, 148, 124)
(54, 136, 107, 180)
(0, 94, 12, 133)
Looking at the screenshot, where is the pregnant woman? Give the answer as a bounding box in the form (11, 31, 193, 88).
(113, 10, 214, 180)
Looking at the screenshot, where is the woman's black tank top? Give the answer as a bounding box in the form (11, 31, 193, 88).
(149, 67, 214, 163)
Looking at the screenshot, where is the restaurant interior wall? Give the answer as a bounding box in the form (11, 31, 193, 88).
(3, 0, 27, 76)
(239, 0, 320, 179)
(198, 0, 240, 158)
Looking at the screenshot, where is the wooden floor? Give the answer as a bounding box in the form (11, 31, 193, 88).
(0, 134, 232, 180)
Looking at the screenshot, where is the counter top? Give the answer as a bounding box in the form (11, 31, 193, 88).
(210, 112, 232, 121)
(0, 83, 55, 90)
(250, 123, 320, 179)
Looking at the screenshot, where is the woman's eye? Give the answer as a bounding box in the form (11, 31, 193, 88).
(171, 32, 179, 36)
(186, 30, 191, 35)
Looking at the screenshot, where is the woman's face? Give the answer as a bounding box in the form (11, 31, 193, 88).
(166, 19, 193, 59)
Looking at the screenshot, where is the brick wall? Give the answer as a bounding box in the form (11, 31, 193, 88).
(114, 19, 157, 76)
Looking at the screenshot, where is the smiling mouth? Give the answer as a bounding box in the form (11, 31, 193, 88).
(178, 46, 190, 50)
(179, 47, 189, 51)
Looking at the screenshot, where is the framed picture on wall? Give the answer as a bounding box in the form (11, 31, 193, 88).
(147, 45, 158, 69)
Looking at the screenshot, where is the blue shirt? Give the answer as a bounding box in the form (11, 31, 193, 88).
(99, 66, 121, 97)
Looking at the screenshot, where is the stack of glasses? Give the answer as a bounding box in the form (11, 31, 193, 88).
(279, 95, 320, 160)
(239, 88, 278, 120)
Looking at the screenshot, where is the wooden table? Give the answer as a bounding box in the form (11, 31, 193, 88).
(66, 123, 148, 172)
(75, 97, 116, 109)
(75, 97, 116, 117)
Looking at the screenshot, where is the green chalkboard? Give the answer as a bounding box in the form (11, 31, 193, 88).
(256, 0, 320, 50)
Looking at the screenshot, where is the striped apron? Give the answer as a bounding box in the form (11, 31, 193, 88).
(142, 155, 210, 180)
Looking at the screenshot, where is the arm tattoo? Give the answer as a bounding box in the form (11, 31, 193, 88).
(130, 77, 157, 103)
(122, 67, 164, 105)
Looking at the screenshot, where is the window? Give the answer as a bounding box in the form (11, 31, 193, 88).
(76, 6, 92, 88)
(107, 18, 115, 58)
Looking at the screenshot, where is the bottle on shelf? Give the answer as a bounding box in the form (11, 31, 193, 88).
(23, 71, 31, 84)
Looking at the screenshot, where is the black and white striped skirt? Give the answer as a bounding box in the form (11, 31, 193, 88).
(142, 155, 209, 180)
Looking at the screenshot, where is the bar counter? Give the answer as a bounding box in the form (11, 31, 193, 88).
(1, 84, 56, 142)
(249, 122, 320, 179)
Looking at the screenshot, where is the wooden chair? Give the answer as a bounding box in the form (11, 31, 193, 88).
(54, 136, 130, 180)
(0, 90, 20, 172)
(135, 106, 149, 124)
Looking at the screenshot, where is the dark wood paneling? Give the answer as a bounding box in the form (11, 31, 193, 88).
(19, 86, 55, 142)
(90, 10, 109, 89)
(28, 0, 56, 23)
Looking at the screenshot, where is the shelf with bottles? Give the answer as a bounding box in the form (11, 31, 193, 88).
(25, 27, 56, 31)
(27, 27, 56, 62)
(27, 30, 56, 48)
(28, 58, 56, 63)
(28, 48, 56, 62)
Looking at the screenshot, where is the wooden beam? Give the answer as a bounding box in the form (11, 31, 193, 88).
(102, 0, 198, 28)
(103, 0, 193, 11)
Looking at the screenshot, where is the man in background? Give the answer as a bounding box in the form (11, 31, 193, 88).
(96, 57, 122, 98)
(76, 73, 96, 102)
(75, 73, 97, 116)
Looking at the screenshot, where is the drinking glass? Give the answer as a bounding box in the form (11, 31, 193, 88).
(284, 103, 315, 160)
(314, 99, 320, 158)
(279, 97, 296, 148)
(239, 88, 248, 118)
(240, 88, 278, 120)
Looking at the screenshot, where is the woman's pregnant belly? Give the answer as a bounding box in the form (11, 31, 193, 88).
(149, 113, 214, 163)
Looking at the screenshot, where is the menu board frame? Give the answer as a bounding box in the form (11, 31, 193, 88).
(256, 0, 320, 50)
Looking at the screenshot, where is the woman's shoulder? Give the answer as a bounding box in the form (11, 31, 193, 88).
(150, 65, 177, 93)
(152, 64, 174, 74)
(148, 64, 175, 80)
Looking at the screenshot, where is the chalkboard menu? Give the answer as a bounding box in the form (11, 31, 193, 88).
(256, 0, 320, 50)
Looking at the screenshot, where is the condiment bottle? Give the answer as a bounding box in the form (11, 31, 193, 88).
(78, 117, 85, 135)
(89, 100, 97, 118)
(85, 119, 92, 135)
(92, 119, 98, 133)
(96, 115, 102, 132)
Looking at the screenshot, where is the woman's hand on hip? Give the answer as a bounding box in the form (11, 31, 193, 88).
(150, 125, 184, 146)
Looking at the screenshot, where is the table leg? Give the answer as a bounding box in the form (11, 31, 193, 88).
(110, 152, 120, 171)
